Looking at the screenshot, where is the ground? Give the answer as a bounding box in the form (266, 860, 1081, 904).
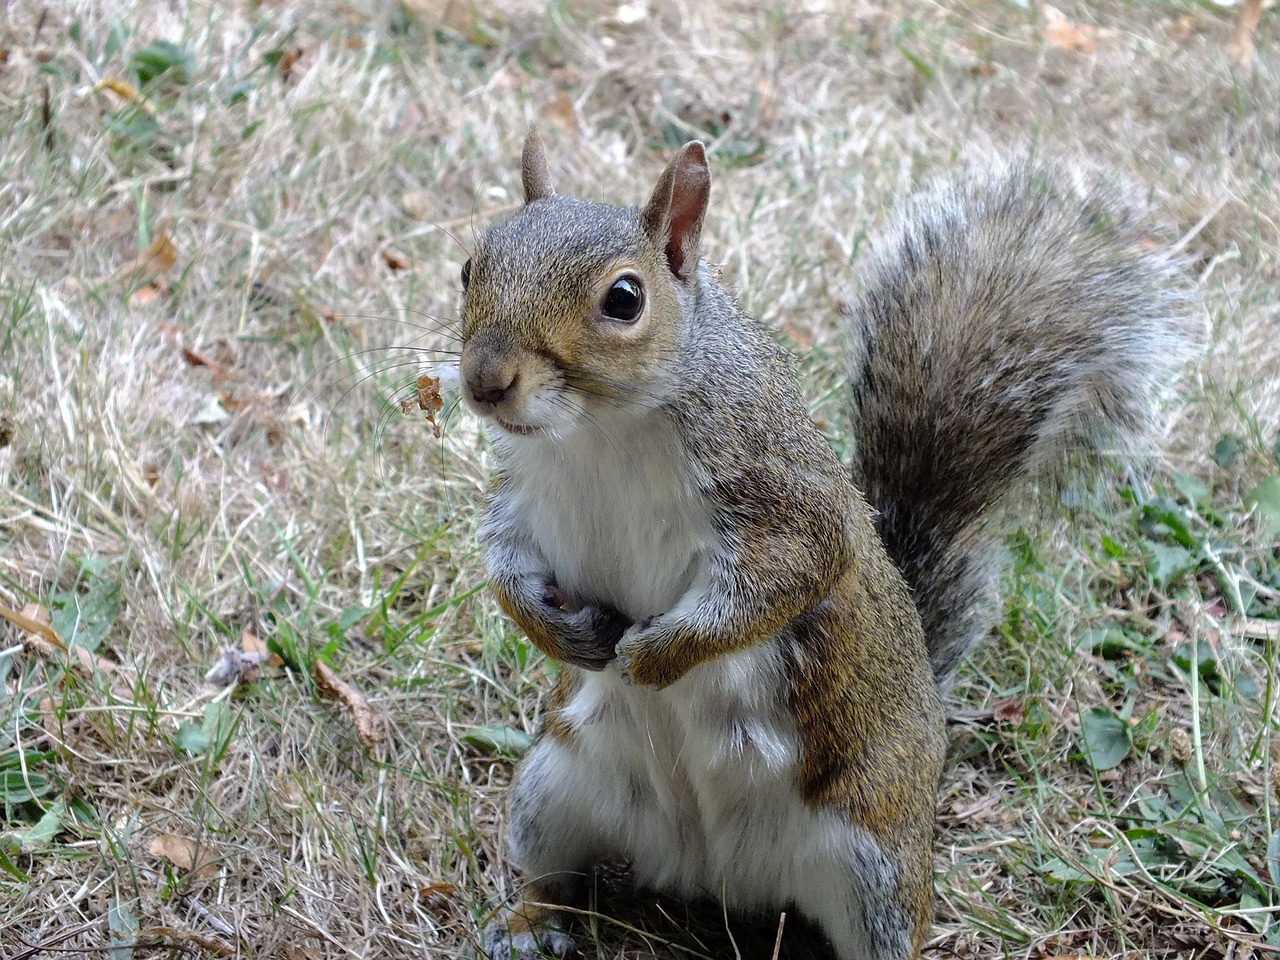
(0, 1, 1278, 958)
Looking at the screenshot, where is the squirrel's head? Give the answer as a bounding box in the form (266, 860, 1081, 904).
(458, 129, 710, 440)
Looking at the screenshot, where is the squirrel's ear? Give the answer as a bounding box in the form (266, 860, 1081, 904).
(521, 127, 555, 203)
(642, 141, 710, 282)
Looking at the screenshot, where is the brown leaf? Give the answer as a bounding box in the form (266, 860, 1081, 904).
(117, 231, 177, 287)
(401, 190, 432, 220)
(418, 881, 459, 921)
(243, 630, 283, 667)
(93, 77, 157, 115)
(0, 602, 66, 654)
(992, 698, 1026, 725)
(281, 944, 324, 960)
(400, 373, 445, 438)
(128, 283, 162, 308)
(1228, 0, 1264, 64)
(542, 94, 578, 136)
(1165, 15, 1197, 44)
(1237, 617, 1279, 641)
(276, 47, 304, 84)
(1041, 5, 1097, 53)
(382, 247, 411, 271)
(140, 927, 234, 958)
(7, 603, 120, 677)
(312, 660, 383, 750)
(148, 833, 220, 878)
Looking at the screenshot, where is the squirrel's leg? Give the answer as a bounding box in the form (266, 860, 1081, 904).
(486, 679, 671, 960)
(784, 822, 928, 960)
(485, 736, 596, 960)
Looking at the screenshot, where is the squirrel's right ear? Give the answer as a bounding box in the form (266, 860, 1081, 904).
(642, 141, 710, 282)
(521, 127, 555, 203)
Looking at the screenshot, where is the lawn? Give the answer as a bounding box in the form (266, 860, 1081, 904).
(1, 1, 1277, 957)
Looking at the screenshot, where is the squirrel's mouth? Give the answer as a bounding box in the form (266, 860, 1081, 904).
(495, 418, 544, 437)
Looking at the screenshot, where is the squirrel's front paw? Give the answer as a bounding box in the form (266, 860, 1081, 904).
(616, 618, 688, 689)
(557, 603, 629, 671)
(484, 921, 578, 960)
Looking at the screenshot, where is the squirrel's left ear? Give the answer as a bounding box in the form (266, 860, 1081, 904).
(642, 141, 710, 282)
(521, 127, 555, 203)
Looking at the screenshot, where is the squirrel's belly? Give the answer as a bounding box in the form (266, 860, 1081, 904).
(563, 640, 816, 903)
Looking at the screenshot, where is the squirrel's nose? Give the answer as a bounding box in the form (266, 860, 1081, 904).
(464, 362, 518, 407)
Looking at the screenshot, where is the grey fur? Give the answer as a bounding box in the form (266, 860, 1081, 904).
(845, 163, 1197, 689)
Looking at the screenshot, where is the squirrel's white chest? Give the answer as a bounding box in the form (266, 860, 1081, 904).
(495, 416, 718, 620)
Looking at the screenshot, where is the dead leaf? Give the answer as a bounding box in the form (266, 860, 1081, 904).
(1228, 0, 1264, 64)
(382, 247, 411, 271)
(542, 94, 578, 136)
(992, 698, 1026, 725)
(128, 283, 162, 307)
(276, 47, 304, 84)
(401, 190, 432, 220)
(148, 833, 220, 878)
(117, 231, 177, 287)
(5, 603, 120, 676)
(400, 373, 445, 438)
(1166, 14, 1197, 44)
(140, 927, 233, 958)
(1041, 5, 1097, 54)
(0, 602, 66, 655)
(93, 77, 157, 116)
(242, 629, 283, 666)
(1236, 617, 1279, 641)
(281, 943, 324, 960)
(312, 659, 383, 750)
(418, 881, 459, 921)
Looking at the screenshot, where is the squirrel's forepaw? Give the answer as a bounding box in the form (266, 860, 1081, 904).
(484, 922, 578, 960)
(617, 619, 685, 689)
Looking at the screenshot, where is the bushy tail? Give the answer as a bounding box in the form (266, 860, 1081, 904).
(846, 163, 1197, 690)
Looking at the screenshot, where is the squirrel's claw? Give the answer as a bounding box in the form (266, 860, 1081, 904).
(484, 923, 578, 960)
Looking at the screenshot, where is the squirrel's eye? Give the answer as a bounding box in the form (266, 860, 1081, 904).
(460, 258, 472, 290)
(602, 276, 644, 323)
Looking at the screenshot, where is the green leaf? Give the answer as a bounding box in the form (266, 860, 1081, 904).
(1212, 433, 1245, 468)
(1078, 626, 1145, 659)
(129, 39, 193, 86)
(1080, 707, 1131, 771)
(174, 702, 232, 756)
(108, 897, 138, 960)
(1267, 827, 1280, 889)
(1137, 498, 1197, 549)
(1, 769, 54, 805)
(1248, 475, 1280, 533)
(1143, 541, 1198, 587)
(0, 843, 28, 881)
(1172, 471, 1210, 505)
(461, 724, 532, 758)
(1099, 534, 1128, 559)
(4, 798, 67, 851)
(174, 720, 209, 756)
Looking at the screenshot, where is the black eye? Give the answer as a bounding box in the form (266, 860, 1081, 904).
(460, 258, 472, 290)
(602, 276, 644, 323)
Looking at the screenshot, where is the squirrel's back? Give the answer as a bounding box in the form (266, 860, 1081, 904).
(846, 164, 1197, 688)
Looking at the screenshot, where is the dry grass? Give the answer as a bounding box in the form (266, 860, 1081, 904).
(0, 0, 1277, 957)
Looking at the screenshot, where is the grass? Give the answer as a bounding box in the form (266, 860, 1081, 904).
(0, 0, 1277, 957)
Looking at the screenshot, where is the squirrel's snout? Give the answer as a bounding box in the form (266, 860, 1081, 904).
(461, 351, 520, 410)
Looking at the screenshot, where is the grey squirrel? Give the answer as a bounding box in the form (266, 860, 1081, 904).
(454, 130, 1192, 960)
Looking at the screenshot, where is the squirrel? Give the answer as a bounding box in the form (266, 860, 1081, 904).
(455, 130, 1193, 960)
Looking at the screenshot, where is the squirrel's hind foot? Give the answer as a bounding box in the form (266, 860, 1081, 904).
(484, 923, 578, 960)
